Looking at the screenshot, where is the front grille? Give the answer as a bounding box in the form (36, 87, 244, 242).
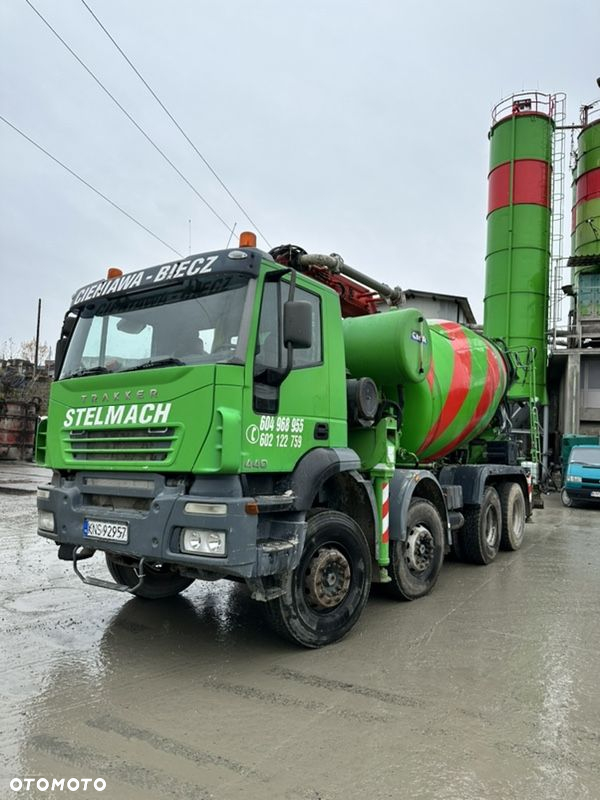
(81, 493, 153, 511)
(582, 478, 600, 487)
(66, 427, 177, 463)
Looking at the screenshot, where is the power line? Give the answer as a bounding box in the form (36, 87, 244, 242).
(226, 223, 238, 249)
(80, 0, 271, 247)
(23, 0, 234, 238)
(0, 114, 183, 256)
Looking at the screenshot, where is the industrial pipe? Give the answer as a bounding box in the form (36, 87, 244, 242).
(298, 253, 404, 306)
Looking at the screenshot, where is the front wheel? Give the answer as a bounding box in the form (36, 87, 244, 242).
(266, 510, 372, 648)
(385, 499, 445, 601)
(106, 555, 195, 599)
(561, 488, 574, 507)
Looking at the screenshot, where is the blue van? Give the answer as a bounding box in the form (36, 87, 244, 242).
(561, 445, 600, 507)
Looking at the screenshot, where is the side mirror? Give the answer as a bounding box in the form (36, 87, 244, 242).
(283, 301, 312, 349)
(60, 314, 77, 338)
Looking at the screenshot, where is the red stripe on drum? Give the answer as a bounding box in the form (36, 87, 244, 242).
(426, 361, 435, 391)
(418, 323, 471, 455)
(426, 344, 502, 461)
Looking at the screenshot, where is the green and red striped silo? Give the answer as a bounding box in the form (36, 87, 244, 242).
(571, 114, 600, 265)
(484, 94, 555, 404)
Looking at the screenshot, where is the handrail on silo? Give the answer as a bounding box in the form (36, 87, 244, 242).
(491, 91, 561, 124)
(580, 98, 600, 126)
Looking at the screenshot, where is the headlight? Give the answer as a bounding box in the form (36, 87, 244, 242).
(181, 528, 226, 557)
(38, 510, 55, 532)
(568, 475, 582, 484)
(37, 487, 50, 500)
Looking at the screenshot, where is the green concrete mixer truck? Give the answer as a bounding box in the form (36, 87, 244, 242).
(36, 235, 531, 647)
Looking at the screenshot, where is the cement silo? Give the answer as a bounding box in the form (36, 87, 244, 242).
(484, 93, 555, 404)
(570, 110, 600, 337)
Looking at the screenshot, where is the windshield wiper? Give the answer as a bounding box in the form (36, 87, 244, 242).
(65, 366, 111, 379)
(125, 357, 184, 372)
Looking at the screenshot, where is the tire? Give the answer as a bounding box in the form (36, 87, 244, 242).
(106, 555, 194, 599)
(561, 488, 573, 507)
(499, 482, 526, 551)
(462, 486, 502, 565)
(385, 499, 445, 601)
(266, 510, 372, 648)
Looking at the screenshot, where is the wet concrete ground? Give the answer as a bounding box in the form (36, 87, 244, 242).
(1, 465, 599, 799)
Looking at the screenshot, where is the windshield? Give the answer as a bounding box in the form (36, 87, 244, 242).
(60, 273, 252, 379)
(569, 447, 600, 466)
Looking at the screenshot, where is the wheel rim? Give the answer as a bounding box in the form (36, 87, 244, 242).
(483, 506, 499, 547)
(404, 524, 435, 574)
(304, 546, 351, 611)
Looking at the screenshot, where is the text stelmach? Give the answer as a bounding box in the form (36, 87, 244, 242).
(64, 403, 172, 428)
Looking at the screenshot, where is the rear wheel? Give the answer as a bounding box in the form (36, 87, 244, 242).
(462, 486, 502, 565)
(499, 482, 526, 551)
(106, 555, 194, 599)
(266, 510, 372, 648)
(385, 499, 444, 600)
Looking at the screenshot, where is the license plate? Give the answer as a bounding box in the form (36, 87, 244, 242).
(83, 518, 129, 543)
(591, 491, 600, 498)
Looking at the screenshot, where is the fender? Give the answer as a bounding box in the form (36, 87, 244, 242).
(438, 463, 531, 515)
(388, 469, 449, 542)
(290, 447, 361, 510)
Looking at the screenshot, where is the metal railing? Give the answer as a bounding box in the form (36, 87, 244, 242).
(491, 91, 560, 124)
(580, 97, 600, 126)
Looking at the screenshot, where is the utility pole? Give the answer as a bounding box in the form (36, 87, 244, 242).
(34, 298, 41, 374)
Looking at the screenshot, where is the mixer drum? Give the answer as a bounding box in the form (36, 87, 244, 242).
(395, 321, 509, 460)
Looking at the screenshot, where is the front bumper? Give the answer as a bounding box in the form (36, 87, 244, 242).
(37, 471, 306, 581)
(564, 485, 600, 502)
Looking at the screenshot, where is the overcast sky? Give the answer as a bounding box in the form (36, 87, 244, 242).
(1, 0, 598, 356)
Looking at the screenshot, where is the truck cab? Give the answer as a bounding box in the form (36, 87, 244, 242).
(37, 245, 376, 645)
